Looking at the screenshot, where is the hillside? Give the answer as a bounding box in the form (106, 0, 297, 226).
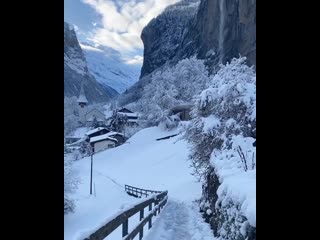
(64, 126, 210, 240)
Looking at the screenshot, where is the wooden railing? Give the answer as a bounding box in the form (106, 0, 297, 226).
(83, 190, 168, 240)
(125, 184, 162, 198)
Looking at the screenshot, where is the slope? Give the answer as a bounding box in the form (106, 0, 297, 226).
(64, 126, 214, 240)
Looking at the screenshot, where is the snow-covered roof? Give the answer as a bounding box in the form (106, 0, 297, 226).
(90, 134, 118, 143)
(127, 119, 138, 123)
(104, 131, 124, 137)
(87, 117, 105, 122)
(85, 108, 105, 117)
(118, 112, 138, 118)
(77, 94, 88, 103)
(86, 127, 108, 136)
(170, 104, 193, 112)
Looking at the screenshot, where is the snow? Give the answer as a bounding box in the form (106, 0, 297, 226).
(80, 43, 140, 94)
(71, 127, 89, 138)
(202, 115, 221, 133)
(64, 126, 209, 240)
(85, 127, 107, 136)
(118, 112, 138, 118)
(144, 200, 216, 240)
(77, 94, 88, 103)
(211, 135, 256, 227)
(90, 134, 118, 143)
(103, 131, 124, 137)
(127, 119, 138, 123)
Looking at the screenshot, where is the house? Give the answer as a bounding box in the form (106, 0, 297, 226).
(90, 134, 118, 153)
(85, 127, 110, 140)
(169, 104, 193, 121)
(117, 108, 139, 126)
(85, 109, 106, 127)
(103, 131, 126, 145)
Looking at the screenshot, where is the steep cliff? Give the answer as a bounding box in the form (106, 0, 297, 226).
(141, 0, 256, 77)
(140, 0, 200, 78)
(177, 0, 256, 69)
(64, 22, 118, 103)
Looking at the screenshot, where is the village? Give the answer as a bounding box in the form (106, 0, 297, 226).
(64, 83, 195, 156)
(64, 84, 139, 155)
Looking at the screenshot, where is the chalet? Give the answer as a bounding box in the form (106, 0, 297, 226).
(169, 104, 193, 121)
(103, 131, 126, 146)
(85, 109, 105, 127)
(90, 134, 118, 153)
(117, 108, 138, 126)
(85, 127, 110, 140)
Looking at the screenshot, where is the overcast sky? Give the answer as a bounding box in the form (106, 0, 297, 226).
(64, 0, 179, 65)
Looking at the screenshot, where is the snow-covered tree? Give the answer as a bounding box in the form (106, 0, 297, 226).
(64, 155, 79, 214)
(133, 57, 210, 126)
(185, 57, 256, 179)
(64, 97, 80, 136)
(109, 111, 128, 133)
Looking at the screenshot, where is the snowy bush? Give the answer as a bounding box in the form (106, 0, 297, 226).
(186, 57, 256, 179)
(64, 155, 79, 214)
(185, 57, 256, 239)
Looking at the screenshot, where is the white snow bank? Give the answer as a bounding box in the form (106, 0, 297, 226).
(211, 135, 256, 227)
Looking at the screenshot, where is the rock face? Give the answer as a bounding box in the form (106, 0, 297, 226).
(64, 22, 118, 103)
(140, 0, 256, 77)
(140, 0, 200, 78)
(178, 0, 256, 68)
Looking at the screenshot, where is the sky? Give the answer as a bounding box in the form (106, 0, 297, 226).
(64, 0, 180, 65)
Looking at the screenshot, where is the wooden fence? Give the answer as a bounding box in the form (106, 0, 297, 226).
(83, 188, 168, 240)
(125, 184, 162, 198)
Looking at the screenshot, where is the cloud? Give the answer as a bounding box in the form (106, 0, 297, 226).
(82, 0, 179, 54)
(125, 55, 144, 65)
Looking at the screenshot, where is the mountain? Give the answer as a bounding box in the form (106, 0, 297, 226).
(140, 0, 200, 78)
(140, 0, 256, 78)
(80, 43, 141, 94)
(64, 22, 118, 103)
(176, 0, 256, 69)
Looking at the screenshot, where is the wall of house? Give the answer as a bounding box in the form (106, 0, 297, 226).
(93, 140, 115, 152)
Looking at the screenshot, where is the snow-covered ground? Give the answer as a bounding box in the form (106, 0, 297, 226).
(144, 200, 215, 240)
(64, 126, 212, 240)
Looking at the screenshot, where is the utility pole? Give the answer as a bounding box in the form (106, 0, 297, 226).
(89, 144, 94, 195)
(90, 153, 93, 195)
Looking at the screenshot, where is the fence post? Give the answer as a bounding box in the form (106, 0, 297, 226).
(122, 219, 128, 237)
(148, 203, 152, 229)
(139, 208, 144, 240)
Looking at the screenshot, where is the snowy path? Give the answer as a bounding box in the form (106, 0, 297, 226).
(145, 199, 216, 240)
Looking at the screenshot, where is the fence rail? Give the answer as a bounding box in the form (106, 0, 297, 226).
(83, 187, 168, 240)
(125, 184, 162, 198)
